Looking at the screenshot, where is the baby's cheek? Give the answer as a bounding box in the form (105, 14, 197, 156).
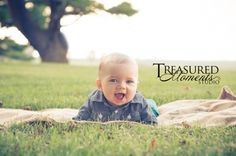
(129, 90, 136, 99)
(130, 87, 137, 94)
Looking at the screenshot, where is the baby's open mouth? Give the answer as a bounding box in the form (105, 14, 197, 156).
(114, 93, 125, 100)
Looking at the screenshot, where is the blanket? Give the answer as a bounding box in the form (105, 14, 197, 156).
(157, 100, 236, 127)
(0, 99, 236, 128)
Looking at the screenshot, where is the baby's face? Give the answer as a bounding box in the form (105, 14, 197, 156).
(97, 62, 138, 106)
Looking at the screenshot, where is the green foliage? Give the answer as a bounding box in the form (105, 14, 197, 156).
(107, 2, 138, 16)
(69, 0, 105, 14)
(25, 1, 48, 28)
(0, 0, 13, 27)
(0, 38, 33, 60)
(0, 62, 235, 155)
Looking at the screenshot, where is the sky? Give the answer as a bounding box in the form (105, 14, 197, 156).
(1, 0, 236, 61)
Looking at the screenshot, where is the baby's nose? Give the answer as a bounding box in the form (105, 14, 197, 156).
(118, 81, 126, 89)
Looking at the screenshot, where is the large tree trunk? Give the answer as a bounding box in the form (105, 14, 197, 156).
(7, 0, 68, 63)
(38, 30, 68, 63)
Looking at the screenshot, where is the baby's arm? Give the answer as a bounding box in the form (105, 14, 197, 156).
(72, 100, 92, 121)
(140, 102, 158, 125)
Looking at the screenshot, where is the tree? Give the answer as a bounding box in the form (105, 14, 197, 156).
(0, 0, 137, 63)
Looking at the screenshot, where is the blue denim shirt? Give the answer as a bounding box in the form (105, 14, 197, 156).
(73, 90, 157, 124)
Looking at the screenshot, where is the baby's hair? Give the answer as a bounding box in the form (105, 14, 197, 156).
(98, 53, 138, 78)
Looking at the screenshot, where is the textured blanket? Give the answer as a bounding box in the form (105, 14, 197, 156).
(1, 99, 236, 128)
(157, 100, 236, 127)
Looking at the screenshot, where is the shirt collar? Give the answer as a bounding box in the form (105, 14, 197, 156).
(89, 89, 104, 103)
(130, 91, 144, 104)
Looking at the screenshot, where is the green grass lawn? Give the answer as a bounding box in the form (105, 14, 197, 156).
(0, 62, 236, 155)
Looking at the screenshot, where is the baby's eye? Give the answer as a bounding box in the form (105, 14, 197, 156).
(126, 80, 134, 84)
(109, 79, 118, 83)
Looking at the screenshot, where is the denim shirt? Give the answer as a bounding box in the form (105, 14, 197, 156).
(73, 90, 157, 124)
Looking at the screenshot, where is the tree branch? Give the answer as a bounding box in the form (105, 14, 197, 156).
(7, 0, 35, 34)
(48, 0, 67, 33)
(64, 10, 81, 15)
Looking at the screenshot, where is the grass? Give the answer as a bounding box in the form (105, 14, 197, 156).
(0, 61, 236, 155)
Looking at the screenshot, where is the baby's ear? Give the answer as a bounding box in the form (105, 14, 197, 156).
(96, 79, 102, 91)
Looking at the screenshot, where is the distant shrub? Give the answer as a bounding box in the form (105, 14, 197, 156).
(0, 37, 33, 61)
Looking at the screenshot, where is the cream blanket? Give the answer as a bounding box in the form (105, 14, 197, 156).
(0, 99, 236, 128)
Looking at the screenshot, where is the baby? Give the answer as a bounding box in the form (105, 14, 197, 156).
(73, 53, 157, 124)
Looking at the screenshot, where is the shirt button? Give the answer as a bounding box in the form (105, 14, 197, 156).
(115, 110, 118, 113)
